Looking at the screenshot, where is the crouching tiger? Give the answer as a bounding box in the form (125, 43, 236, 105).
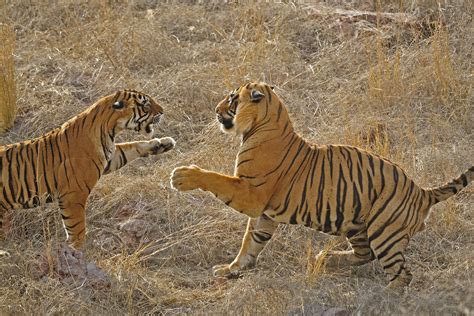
(0, 90, 175, 250)
(171, 82, 473, 289)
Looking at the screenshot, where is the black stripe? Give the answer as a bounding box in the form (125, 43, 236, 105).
(27, 144, 38, 194)
(327, 146, 334, 180)
(275, 179, 298, 216)
(280, 120, 289, 136)
(289, 206, 299, 224)
(119, 146, 127, 167)
(309, 149, 320, 188)
(372, 234, 406, 260)
(281, 139, 306, 178)
(367, 169, 375, 203)
(263, 135, 298, 177)
(239, 145, 259, 156)
(356, 158, 364, 193)
(276, 102, 282, 122)
(366, 185, 398, 228)
(237, 159, 253, 167)
(323, 203, 332, 233)
(2, 187, 14, 209)
(65, 220, 81, 230)
(92, 160, 102, 178)
(7, 148, 16, 204)
(48, 138, 59, 190)
(352, 183, 362, 223)
(368, 154, 375, 176)
(315, 158, 326, 225)
(264, 85, 272, 103)
(379, 159, 386, 193)
(335, 167, 346, 231)
(239, 175, 256, 179)
(383, 257, 404, 270)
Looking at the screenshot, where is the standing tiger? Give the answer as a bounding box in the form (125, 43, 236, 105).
(0, 90, 175, 250)
(171, 82, 473, 289)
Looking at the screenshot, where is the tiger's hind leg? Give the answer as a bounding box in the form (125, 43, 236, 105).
(104, 137, 175, 174)
(318, 229, 375, 269)
(366, 198, 413, 289)
(59, 195, 88, 250)
(213, 214, 279, 277)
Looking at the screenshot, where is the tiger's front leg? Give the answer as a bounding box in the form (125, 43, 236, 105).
(170, 165, 268, 218)
(213, 214, 279, 277)
(104, 137, 175, 174)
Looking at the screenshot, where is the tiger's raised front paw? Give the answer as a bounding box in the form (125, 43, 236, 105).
(170, 165, 204, 191)
(145, 137, 176, 156)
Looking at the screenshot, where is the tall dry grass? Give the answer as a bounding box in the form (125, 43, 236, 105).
(0, 1, 472, 315)
(0, 24, 17, 132)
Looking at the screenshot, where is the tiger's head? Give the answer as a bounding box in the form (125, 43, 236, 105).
(215, 82, 287, 136)
(110, 89, 164, 137)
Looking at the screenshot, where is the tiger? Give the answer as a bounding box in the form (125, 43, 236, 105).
(0, 89, 175, 250)
(171, 81, 473, 289)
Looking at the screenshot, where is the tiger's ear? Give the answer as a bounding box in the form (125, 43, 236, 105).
(250, 89, 265, 102)
(113, 101, 125, 110)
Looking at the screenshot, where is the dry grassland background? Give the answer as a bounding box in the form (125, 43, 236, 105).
(0, 0, 473, 314)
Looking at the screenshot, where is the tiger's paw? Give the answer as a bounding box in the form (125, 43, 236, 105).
(386, 275, 412, 291)
(170, 165, 204, 191)
(212, 263, 241, 278)
(212, 256, 256, 278)
(147, 137, 176, 155)
(315, 250, 373, 270)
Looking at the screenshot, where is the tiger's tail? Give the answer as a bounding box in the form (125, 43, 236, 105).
(427, 166, 474, 204)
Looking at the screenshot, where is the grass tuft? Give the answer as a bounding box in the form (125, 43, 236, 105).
(0, 24, 17, 132)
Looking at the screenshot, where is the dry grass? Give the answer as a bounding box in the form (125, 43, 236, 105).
(0, 23, 17, 132)
(0, 1, 473, 315)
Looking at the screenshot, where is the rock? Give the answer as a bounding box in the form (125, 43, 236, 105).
(95, 234, 121, 252)
(118, 218, 149, 238)
(29, 245, 111, 290)
(28, 254, 50, 279)
(56, 245, 86, 277)
(56, 245, 111, 289)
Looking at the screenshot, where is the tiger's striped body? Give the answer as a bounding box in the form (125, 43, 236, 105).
(171, 82, 473, 288)
(0, 90, 175, 249)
